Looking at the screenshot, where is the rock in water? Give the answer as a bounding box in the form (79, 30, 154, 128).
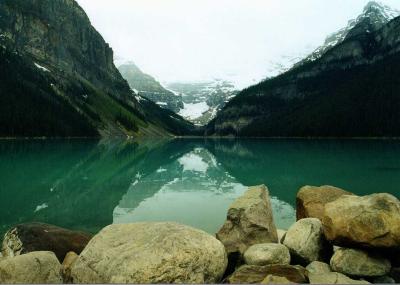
(322, 193, 400, 248)
(296, 185, 352, 220)
(71, 222, 227, 283)
(244, 243, 291, 266)
(283, 218, 331, 265)
(330, 248, 391, 277)
(216, 185, 278, 256)
(308, 272, 370, 284)
(227, 264, 308, 284)
(0, 251, 62, 284)
(1, 222, 92, 262)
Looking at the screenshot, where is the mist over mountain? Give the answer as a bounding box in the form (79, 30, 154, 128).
(206, 1, 400, 137)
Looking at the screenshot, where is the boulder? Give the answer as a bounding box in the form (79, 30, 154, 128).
(71, 222, 227, 283)
(244, 243, 290, 266)
(277, 229, 286, 244)
(1, 222, 92, 262)
(0, 251, 62, 284)
(62, 251, 79, 283)
(330, 248, 391, 277)
(297, 185, 352, 220)
(216, 185, 278, 256)
(283, 218, 331, 265)
(322, 193, 400, 248)
(261, 274, 294, 284)
(306, 261, 331, 274)
(226, 264, 308, 284)
(309, 272, 370, 284)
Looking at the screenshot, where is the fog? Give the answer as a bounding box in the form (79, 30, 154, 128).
(76, 0, 400, 87)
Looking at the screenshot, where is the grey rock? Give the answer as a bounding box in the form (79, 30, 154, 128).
(216, 185, 278, 255)
(309, 272, 370, 284)
(330, 248, 391, 277)
(244, 243, 290, 266)
(283, 218, 331, 265)
(306, 261, 331, 274)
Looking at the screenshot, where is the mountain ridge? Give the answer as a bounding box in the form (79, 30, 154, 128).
(206, 2, 400, 137)
(0, 0, 195, 138)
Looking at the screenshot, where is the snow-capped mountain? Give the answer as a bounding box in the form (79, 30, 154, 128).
(166, 80, 238, 126)
(296, 1, 400, 66)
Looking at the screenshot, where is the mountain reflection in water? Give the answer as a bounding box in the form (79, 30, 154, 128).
(1, 138, 400, 236)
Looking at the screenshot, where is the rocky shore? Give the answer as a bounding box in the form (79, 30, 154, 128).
(1, 184, 400, 284)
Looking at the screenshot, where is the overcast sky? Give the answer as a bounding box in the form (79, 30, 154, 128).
(76, 0, 400, 86)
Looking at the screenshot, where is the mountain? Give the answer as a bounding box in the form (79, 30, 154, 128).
(296, 1, 400, 66)
(118, 63, 184, 113)
(206, 2, 400, 137)
(0, 0, 194, 138)
(167, 80, 238, 126)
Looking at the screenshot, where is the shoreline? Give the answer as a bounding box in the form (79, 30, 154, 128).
(1, 135, 400, 141)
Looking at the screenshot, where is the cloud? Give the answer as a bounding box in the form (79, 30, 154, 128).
(76, 0, 400, 85)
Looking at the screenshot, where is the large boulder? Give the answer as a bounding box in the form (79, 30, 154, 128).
(1, 222, 92, 262)
(308, 272, 370, 284)
(226, 264, 308, 284)
(297, 185, 352, 220)
(322, 193, 400, 248)
(71, 222, 227, 283)
(0, 251, 63, 284)
(330, 248, 391, 277)
(244, 243, 290, 266)
(283, 218, 331, 265)
(216, 185, 278, 256)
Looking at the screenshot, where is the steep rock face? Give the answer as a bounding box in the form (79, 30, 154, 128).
(0, 0, 195, 137)
(207, 2, 400, 137)
(119, 63, 184, 113)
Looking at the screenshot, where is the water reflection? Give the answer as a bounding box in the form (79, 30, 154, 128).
(1, 138, 399, 236)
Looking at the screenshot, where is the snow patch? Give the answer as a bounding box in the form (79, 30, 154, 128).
(179, 102, 210, 120)
(34, 203, 48, 212)
(178, 152, 209, 173)
(34, 63, 50, 72)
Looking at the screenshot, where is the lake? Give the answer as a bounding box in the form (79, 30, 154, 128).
(1, 138, 400, 237)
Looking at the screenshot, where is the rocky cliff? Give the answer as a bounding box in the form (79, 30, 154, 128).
(206, 2, 400, 137)
(0, 0, 195, 137)
(118, 62, 184, 113)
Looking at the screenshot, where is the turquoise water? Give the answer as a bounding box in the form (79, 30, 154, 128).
(1, 139, 400, 237)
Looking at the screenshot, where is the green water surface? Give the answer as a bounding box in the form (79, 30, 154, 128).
(1, 138, 399, 236)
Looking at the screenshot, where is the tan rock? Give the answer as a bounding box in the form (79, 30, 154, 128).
(296, 185, 352, 221)
(309, 272, 370, 284)
(216, 185, 278, 256)
(262, 274, 294, 284)
(323, 193, 400, 248)
(283, 218, 332, 265)
(244, 243, 290, 266)
(227, 264, 308, 284)
(62, 251, 78, 283)
(0, 251, 62, 284)
(71, 222, 227, 283)
(330, 248, 391, 277)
